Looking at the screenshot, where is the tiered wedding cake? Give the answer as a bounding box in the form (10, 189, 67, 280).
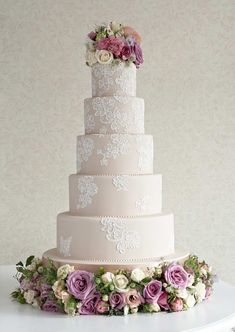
(43, 61, 188, 270)
(12, 23, 214, 316)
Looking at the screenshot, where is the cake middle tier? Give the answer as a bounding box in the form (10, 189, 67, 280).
(69, 174, 162, 216)
(77, 134, 153, 174)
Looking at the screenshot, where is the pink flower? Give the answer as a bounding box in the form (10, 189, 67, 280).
(109, 292, 125, 310)
(96, 300, 109, 314)
(133, 42, 143, 67)
(42, 299, 61, 313)
(40, 284, 52, 300)
(125, 289, 143, 309)
(88, 31, 96, 41)
(143, 279, 162, 304)
(170, 298, 184, 312)
(157, 291, 170, 311)
(164, 263, 189, 289)
(123, 26, 142, 44)
(96, 36, 125, 57)
(66, 270, 95, 300)
(120, 43, 132, 60)
(79, 292, 101, 315)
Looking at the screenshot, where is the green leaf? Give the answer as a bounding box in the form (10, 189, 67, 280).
(16, 261, 24, 267)
(26, 255, 35, 266)
(11, 290, 20, 299)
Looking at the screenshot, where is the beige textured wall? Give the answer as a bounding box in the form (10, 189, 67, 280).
(0, 0, 235, 283)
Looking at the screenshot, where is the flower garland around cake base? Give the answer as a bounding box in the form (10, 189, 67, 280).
(11, 255, 216, 316)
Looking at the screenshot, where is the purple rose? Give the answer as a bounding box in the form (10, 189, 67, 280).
(133, 42, 143, 67)
(40, 284, 52, 300)
(157, 291, 170, 311)
(120, 43, 132, 60)
(42, 299, 61, 313)
(67, 270, 95, 300)
(79, 291, 101, 315)
(88, 31, 96, 41)
(143, 279, 162, 304)
(109, 292, 125, 310)
(164, 263, 188, 289)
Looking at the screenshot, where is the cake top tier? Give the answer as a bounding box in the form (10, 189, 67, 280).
(86, 22, 143, 69)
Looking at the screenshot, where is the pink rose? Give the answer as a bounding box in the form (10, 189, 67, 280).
(164, 263, 189, 289)
(157, 291, 170, 311)
(88, 31, 96, 41)
(109, 292, 125, 310)
(125, 289, 143, 309)
(143, 279, 162, 304)
(120, 43, 132, 60)
(96, 300, 109, 314)
(96, 36, 125, 57)
(170, 298, 183, 312)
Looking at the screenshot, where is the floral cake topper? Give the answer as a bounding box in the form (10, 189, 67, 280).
(86, 22, 143, 68)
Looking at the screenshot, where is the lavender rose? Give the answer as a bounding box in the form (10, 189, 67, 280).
(42, 299, 61, 313)
(120, 43, 132, 60)
(79, 292, 101, 315)
(143, 280, 162, 304)
(164, 263, 188, 289)
(133, 42, 143, 67)
(88, 31, 97, 41)
(66, 270, 95, 300)
(109, 292, 125, 310)
(40, 284, 52, 300)
(157, 291, 170, 311)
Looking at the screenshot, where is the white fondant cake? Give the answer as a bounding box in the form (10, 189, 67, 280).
(43, 61, 187, 270)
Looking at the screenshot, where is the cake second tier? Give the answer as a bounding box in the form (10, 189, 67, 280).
(69, 174, 162, 216)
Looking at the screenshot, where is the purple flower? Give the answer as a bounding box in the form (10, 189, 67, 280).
(109, 292, 125, 310)
(42, 299, 61, 313)
(67, 270, 95, 300)
(88, 31, 96, 41)
(133, 42, 143, 67)
(143, 280, 162, 304)
(40, 284, 52, 300)
(157, 291, 170, 311)
(164, 263, 188, 289)
(120, 43, 132, 60)
(79, 292, 101, 315)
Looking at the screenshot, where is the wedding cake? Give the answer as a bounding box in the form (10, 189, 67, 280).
(12, 23, 214, 316)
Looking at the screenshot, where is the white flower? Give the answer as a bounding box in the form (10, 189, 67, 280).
(24, 290, 35, 304)
(57, 264, 74, 279)
(52, 280, 64, 299)
(185, 294, 196, 308)
(176, 288, 188, 299)
(144, 266, 155, 278)
(61, 291, 70, 304)
(32, 297, 40, 308)
(195, 282, 206, 303)
(200, 268, 207, 277)
(95, 50, 113, 64)
(37, 266, 43, 273)
(113, 274, 129, 292)
(87, 42, 96, 51)
(111, 21, 122, 33)
(131, 268, 146, 283)
(27, 262, 37, 272)
(131, 307, 138, 314)
(86, 50, 97, 66)
(124, 304, 129, 316)
(149, 304, 161, 312)
(101, 272, 114, 284)
(188, 274, 195, 287)
(32, 257, 42, 265)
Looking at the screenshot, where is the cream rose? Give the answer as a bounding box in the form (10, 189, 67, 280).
(24, 290, 35, 304)
(86, 50, 97, 66)
(187, 274, 195, 287)
(113, 274, 129, 292)
(95, 50, 113, 65)
(101, 272, 114, 284)
(149, 303, 161, 312)
(52, 280, 64, 300)
(57, 264, 74, 279)
(131, 268, 146, 283)
(185, 294, 196, 308)
(111, 21, 122, 33)
(176, 288, 188, 299)
(195, 282, 206, 303)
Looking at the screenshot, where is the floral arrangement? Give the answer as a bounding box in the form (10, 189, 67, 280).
(11, 255, 216, 316)
(86, 22, 143, 68)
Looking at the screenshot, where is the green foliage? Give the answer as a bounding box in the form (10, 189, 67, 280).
(26, 255, 35, 266)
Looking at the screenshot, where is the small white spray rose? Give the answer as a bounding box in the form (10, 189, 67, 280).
(37, 266, 43, 273)
(24, 290, 35, 304)
(149, 304, 161, 312)
(27, 262, 37, 272)
(101, 272, 114, 284)
(195, 282, 206, 303)
(131, 268, 146, 282)
(57, 264, 74, 279)
(131, 307, 138, 314)
(124, 304, 129, 316)
(52, 280, 64, 299)
(95, 50, 113, 65)
(176, 288, 188, 299)
(111, 21, 122, 33)
(113, 274, 129, 292)
(187, 274, 195, 287)
(185, 294, 196, 308)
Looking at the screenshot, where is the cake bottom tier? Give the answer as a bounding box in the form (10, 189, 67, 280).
(43, 248, 189, 272)
(46, 212, 177, 263)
